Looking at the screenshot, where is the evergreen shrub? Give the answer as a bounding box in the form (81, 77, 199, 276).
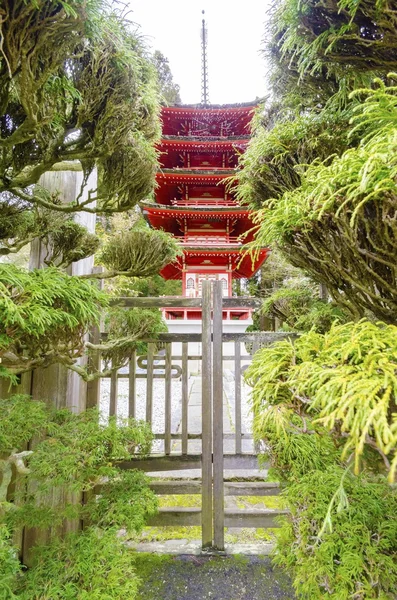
(275, 468, 397, 599)
(246, 320, 397, 598)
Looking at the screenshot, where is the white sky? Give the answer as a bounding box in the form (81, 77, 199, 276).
(127, 0, 272, 104)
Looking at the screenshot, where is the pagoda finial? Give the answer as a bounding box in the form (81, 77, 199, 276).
(201, 10, 209, 106)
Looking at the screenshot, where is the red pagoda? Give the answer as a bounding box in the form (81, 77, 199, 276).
(141, 102, 268, 322)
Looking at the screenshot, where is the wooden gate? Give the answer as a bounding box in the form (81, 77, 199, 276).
(91, 281, 292, 551)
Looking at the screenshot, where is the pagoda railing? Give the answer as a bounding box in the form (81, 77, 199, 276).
(170, 198, 238, 207)
(161, 134, 250, 142)
(182, 235, 242, 245)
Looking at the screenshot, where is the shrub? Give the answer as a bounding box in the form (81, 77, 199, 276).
(0, 524, 21, 600)
(275, 468, 397, 599)
(246, 320, 397, 482)
(19, 528, 141, 600)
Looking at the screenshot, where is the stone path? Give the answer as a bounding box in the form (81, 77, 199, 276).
(134, 554, 295, 600)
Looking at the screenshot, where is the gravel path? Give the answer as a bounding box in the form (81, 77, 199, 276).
(100, 367, 254, 454)
(100, 378, 183, 453)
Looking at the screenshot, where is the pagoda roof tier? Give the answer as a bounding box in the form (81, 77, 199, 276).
(159, 168, 235, 176)
(161, 104, 257, 137)
(161, 136, 250, 147)
(162, 103, 257, 115)
(141, 201, 250, 216)
(141, 201, 254, 239)
(160, 248, 268, 280)
(156, 171, 235, 185)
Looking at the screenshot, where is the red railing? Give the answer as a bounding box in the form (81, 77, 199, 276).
(182, 235, 242, 245)
(170, 198, 239, 207)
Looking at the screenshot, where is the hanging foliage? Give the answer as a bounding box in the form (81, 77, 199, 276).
(0, 0, 160, 219)
(251, 78, 397, 322)
(98, 228, 181, 279)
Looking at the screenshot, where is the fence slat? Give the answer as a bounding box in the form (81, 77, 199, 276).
(146, 343, 155, 425)
(109, 362, 118, 417)
(128, 350, 136, 419)
(181, 342, 188, 455)
(234, 341, 242, 454)
(213, 281, 224, 550)
(118, 453, 261, 472)
(201, 280, 213, 548)
(164, 343, 172, 455)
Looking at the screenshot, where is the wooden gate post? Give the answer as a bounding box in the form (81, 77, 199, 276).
(201, 281, 213, 548)
(212, 281, 225, 549)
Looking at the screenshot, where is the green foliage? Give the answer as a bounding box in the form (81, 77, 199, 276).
(126, 274, 182, 298)
(0, 0, 161, 266)
(237, 105, 355, 209)
(262, 283, 348, 333)
(0, 397, 157, 597)
(82, 470, 157, 531)
(247, 319, 397, 596)
(249, 77, 397, 323)
(19, 528, 141, 600)
(274, 468, 397, 599)
(44, 220, 100, 268)
(246, 320, 397, 482)
(99, 228, 181, 278)
(241, 4, 397, 596)
(103, 307, 167, 367)
(0, 524, 21, 600)
(0, 265, 107, 378)
(271, 0, 397, 85)
(152, 50, 181, 105)
(0, 396, 48, 453)
(25, 408, 153, 494)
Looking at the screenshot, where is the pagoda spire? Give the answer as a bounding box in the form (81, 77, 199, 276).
(201, 10, 209, 105)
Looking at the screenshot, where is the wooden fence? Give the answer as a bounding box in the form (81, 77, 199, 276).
(90, 282, 295, 550)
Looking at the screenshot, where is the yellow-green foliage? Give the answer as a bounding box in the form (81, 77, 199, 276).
(246, 320, 397, 482)
(0, 265, 107, 380)
(18, 528, 142, 600)
(274, 468, 397, 599)
(249, 77, 397, 323)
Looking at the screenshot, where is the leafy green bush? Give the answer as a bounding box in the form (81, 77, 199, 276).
(0, 265, 107, 381)
(0, 524, 21, 600)
(250, 78, 397, 323)
(103, 306, 167, 367)
(246, 320, 397, 482)
(247, 320, 397, 597)
(19, 528, 141, 600)
(99, 228, 180, 278)
(1, 396, 157, 598)
(261, 282, 348, 334)
(274, 468, 397, 599)
(1, 397, 156, 534)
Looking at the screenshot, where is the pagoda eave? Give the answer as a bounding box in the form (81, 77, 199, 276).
(156, 172, 235, 184)
(159, 137, 249, 150)
(162, 104, 257, 116)
(160, 248, 268, 281)
(141, 201, 250, 216)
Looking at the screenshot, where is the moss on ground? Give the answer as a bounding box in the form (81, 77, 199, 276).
(133, 553, 295, 599)
(235, 495, 286, 509)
